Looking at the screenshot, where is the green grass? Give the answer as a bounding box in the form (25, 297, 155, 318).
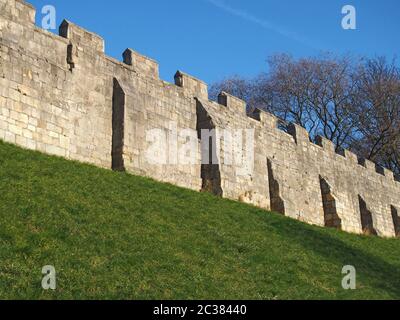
(0, 140, 399, 300)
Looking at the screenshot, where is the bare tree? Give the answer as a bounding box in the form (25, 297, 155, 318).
(266, 54, 318, 133)
(210, 54, 400, 174)
(268, 54, 362, 149)
(350, 57, 400, 175)
(307, 55, 359, 149)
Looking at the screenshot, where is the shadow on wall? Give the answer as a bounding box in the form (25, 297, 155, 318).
(358, 196, 378, 236)
(267, 159, 285, 215)
(196, 101, 223, 197)
(320, 176, 342, 230)
(112, 78, 125, 172)
(392, 206, 400, 237)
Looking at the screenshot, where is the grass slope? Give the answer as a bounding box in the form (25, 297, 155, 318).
(0, 140, 399, 300)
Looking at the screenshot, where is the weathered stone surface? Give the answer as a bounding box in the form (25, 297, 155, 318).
(0, 0, 399, 237)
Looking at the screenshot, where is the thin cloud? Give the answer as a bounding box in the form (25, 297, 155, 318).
(204, 0, 319, 50)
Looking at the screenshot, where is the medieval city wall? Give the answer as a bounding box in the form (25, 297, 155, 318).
(197, 97, 400, 237)
(0, 0, 202, 190)
(0, 0, 399, 237)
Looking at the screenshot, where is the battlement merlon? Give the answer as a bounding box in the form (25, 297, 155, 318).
(384, 168, 395, 181)
(0, 0, 35, 24)
(174, 71, 208, 100)
(59, 19, 105, 53)
(315, 135, 336, 154)
(358, 158, 394, 179)
(249, 108, 278, 128)
(344, 149, 359, 164)
(287, 123, 310, 145)
(123, 48, 159, 79)
(358, 158, 377, 171)
(218, 91, 247, 115)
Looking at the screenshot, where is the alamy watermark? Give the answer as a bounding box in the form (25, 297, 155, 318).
(42, 265, 56, 290)
(145, 122, 255, 176)
(39, 4, 356, 32)
(342, 5, 356, 30)
(341, 265, 356, 290)
(41, 5, 56, 30)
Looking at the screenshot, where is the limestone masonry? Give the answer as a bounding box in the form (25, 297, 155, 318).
(1, 0, 399, 237)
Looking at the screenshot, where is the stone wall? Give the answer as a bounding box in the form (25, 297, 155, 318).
(196, 96, 400, 237)
(0, 0, 399, 237)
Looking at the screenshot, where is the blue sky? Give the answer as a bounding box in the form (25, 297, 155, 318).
(29, 0, 400, 84)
